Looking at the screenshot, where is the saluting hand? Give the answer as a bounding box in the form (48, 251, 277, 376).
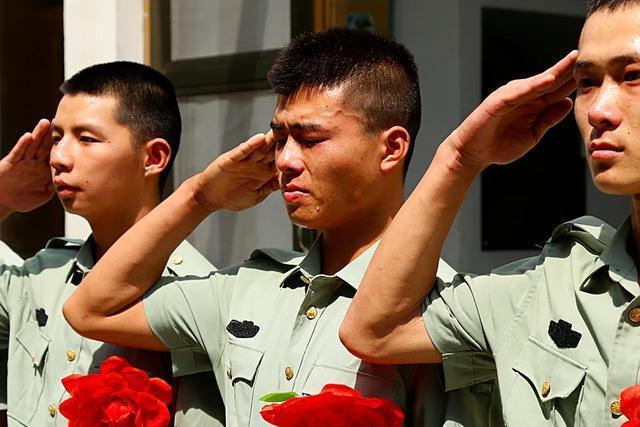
(0, 119, 54, 215)
(447, 51, 578, 174)
(191, 132, 279, 212)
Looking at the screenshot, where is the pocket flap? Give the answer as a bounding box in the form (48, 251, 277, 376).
(16, 320, 50, 368)
(512, 336, 586, 403)
(228, 342, 264, 384)
(302, 364, 400, 402)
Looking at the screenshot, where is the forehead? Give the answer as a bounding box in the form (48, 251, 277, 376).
(272, 86, 361, 127)
(578, 7, 640, 62)
(53, 94, 119, 127)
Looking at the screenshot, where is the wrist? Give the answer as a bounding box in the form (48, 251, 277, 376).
(183, 174, 221, 215)
(438, 133, 486, 181)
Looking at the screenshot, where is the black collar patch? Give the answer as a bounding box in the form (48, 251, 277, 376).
(226, 320, 260, 338)
(548, 319, 581, 348)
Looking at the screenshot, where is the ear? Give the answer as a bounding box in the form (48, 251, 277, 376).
(142, 138, 172, 178)
(380, 126, 410, 174)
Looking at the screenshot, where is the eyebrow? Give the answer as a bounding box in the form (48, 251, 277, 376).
(269, 121, 324, 132)
(575, 54, 640, 70)
(50, 122, 105, 135)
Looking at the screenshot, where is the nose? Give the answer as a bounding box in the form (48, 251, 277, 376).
(49, 138, 73, 174)
(275, 137, 304, 177)
(587, 81, 622, 133)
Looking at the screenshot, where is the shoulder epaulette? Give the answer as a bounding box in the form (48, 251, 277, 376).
(44, 237, 85, 250)
(165, 240, 215, 277)
(548, 216, 615, 255)
(248, 248, 305, 266)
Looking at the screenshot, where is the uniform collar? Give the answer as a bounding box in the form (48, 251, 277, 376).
(581, 217, 639, 298)
(65, 236, 96, 285)
(281, 236, 380, 290)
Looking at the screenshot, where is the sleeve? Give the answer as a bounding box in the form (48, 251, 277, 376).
(0, 265, 20, 349)
(423, 262, 534, 357)
(143, 273, 230, 373)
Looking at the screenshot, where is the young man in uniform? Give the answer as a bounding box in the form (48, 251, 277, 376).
(63, 29, 456, 425)
(0, 62, 223, 426)
(341, 0, 640, 425)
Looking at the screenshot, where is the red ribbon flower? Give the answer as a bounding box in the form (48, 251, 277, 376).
(260, 384, 404, 427)
(59, 355, 172, 427)
(621, 384, 640, 427)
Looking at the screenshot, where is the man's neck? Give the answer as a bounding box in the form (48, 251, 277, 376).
(321, 193, 403, 275)
(88, 195, 160, 260)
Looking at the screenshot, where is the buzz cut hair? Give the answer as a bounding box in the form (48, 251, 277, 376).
(587, 0, 640, 16)
(267, 28, 421, 177)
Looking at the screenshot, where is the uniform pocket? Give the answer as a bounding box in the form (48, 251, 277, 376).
(511, 336, 586, 421)
(302, 364, 402, 403)
(227, 342, 264, 426)
(10, 320, 50, 424)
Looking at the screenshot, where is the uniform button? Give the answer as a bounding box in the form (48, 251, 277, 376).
(300, 275, 310, 285)
(305, 306, 318, 320)
(171, 255, 183, 265)
(48, 405, 56, 417)
(284, 367, 294, 381)
(226, 368, 232, 379)
(610, 399, 622, 416)
(540, 381, 551, 397)
(629, 307, 640, 323)
(66, 350, 76, 362)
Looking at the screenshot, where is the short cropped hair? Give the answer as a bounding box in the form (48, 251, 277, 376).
(268, 28, 421, 176)
(587, 0, 640, 16)
(60, 61, 181, 190)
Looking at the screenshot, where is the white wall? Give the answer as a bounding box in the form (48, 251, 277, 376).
(395, 0, 628, 273)
(63, 0, 145, 239)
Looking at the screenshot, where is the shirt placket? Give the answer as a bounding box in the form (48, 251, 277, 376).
(279, 273, 338, 392)
(603, 293, 640, 425)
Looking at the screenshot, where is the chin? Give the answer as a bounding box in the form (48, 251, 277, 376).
(592, 174, 640, 196)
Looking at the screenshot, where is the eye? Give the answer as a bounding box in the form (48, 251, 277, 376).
(624, 70, 640, 82)
(79, 135, 101, 143)
(52, 134, 62, 144)
(578, 77, 594, 89)
(300, 138, 323, 148)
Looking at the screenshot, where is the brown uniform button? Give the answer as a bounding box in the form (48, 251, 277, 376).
(610, 399, 622, 416)
(540, 381, 551, 397)
(48, 405, 56, 417)
(629, 307, 640, 323)
(300, 275, 310, 285)
(305, 306, 318, 320)
(284, 367, 294, 381)
(226, 368, 232, 380)
(66, 350, 76, 362)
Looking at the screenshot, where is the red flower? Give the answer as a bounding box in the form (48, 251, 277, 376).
(260, 384, 404, 427)
(622, 385, 640, 427)
(59, 356, 172, 427)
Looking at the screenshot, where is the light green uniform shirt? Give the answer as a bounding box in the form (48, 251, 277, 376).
(0, 240, 22, 414)
(422, 216, 640, 426)
(0, 236, 224, 426)
(144, 239, 457, 426)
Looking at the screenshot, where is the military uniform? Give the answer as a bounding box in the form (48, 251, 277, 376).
(422, 216, 640, 426)
(0, 242, 22, 267)
(144, 239, 457, 426)
(0, 236, 224, 426)
(0, 240, 21, 417)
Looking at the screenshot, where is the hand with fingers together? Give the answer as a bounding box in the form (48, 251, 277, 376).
(447, 51, 579, 174)
(191, 131, 279, 212)
(0, 119, 54, 218)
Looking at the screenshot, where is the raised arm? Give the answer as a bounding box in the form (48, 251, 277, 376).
(340, 51, 579, 364)
(0, 119, 54, 221)
(63, 133, 278, 350)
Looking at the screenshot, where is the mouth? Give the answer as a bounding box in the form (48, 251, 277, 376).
(54, 182, 80, 196)
(589, 140, 623, 160)
(281, 184, 309, 204)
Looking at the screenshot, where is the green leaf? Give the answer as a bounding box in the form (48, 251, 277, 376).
(259, 392, 298, 403)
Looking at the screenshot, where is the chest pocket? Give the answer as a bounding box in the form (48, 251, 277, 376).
(227, 341, 264, 426)
(511, 336, 587, 422)
(10, 320, 50, 423)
